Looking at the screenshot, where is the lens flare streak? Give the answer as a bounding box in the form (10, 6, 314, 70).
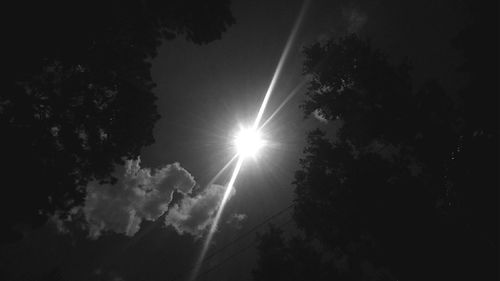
(189, 157, 244, 281)
(252, 0, 309, 130)
(258, 78, 308, 130)
(207, 154, 239, 187)
(189, 1, 310, 280)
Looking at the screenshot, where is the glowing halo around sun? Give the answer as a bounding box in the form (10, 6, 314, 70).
(189, 1, 311, 280)
(234, 127, 265, 158)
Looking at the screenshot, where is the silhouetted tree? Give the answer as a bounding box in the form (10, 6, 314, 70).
(254, 30, 497, 280)
(253, 225, 325, 281)
(449, 0, 498, 256)
(40, 267, 66, 281)
(1, 0, 235, 242)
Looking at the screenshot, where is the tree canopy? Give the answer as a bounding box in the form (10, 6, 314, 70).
(1, 0, 235, 242)
(254, 24, 497, 281)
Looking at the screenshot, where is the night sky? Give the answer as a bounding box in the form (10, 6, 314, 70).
(1, 0, 495, 281)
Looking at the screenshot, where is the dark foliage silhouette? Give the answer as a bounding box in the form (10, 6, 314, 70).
(1, 0, 234, 242)
(253, 225, 325, 281)
(254, 7, 498, 279)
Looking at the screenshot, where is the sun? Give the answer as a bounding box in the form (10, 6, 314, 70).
(234, 127, 264, 158)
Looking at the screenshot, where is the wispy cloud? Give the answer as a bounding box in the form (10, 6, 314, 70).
(54, 158, 240, 239)
(226, 213, 247, 230)
(343, 7, 367, 34)
(165, 183, 236, 238)
(82, 158, 196, 238)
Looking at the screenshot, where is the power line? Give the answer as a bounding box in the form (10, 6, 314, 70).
(203, 203, 294, 262)
(194, 218, 295, 281)
(170, 203, 295, 281)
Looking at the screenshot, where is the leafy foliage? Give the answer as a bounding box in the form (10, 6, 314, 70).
(1, 0, 235, 242)
(253, 225, 324, 281)
(254, 32, 497, 281)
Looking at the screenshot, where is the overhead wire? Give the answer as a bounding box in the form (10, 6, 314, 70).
(193, 217, 295, 281)
(170, 202, 296, 281)
(188, 1, 311, 280)
(203, 203, 294, 262)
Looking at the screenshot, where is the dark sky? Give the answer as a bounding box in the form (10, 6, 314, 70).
(1, 0, 469, 280)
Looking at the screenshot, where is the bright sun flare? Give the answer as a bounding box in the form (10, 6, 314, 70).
(234, 127, 264, 158)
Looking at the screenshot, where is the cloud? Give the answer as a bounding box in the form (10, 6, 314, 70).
(342, 7, 367, 34)
(93, 268, 125, 281)
(165, 183, 234, 238)
(82, 158, 196, 239)
(313, 109, 329, 123)
(49, 208, 79, 234)
(226, 213, 247, 229)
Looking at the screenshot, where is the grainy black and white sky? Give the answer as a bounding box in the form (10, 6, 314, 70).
(1, 0, 470, 280)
